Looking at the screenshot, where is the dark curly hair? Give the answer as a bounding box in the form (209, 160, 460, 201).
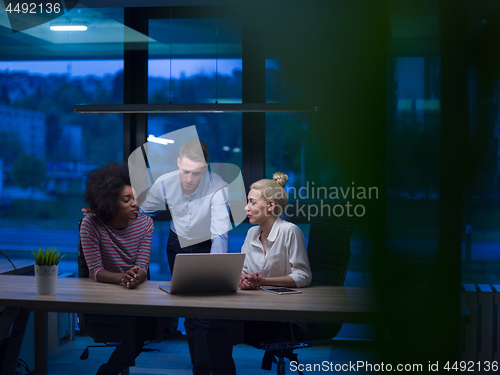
(84, 162, 131, 224)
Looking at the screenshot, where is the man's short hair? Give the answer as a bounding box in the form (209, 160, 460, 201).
(179, 140, 209, 163)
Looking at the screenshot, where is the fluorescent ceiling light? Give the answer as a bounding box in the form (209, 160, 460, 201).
(74, 104, 318, 113)
(50, 26, 88, 31)
(147, 135, 175, 145)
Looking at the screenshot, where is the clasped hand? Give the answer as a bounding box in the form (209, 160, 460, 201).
(120, 266, 141, 289)
(239, 272, 264, 290)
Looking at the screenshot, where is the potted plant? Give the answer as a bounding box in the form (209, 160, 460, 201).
(32, 247, 64, 295)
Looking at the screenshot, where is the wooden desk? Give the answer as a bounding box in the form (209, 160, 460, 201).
(3, 276, 471, 374)
(0, 275, 377, 374)
(0, 275, 377, 323)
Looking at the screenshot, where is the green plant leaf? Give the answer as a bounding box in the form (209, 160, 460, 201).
(31, 247, 63, 266)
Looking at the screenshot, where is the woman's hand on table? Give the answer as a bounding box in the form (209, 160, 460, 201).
(239, 277, 254, 289)
(120, 266, 142, 289)
(239, 272, 265, 289)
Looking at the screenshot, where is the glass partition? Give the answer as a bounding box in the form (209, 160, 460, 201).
(462, 29, 500, 285)
(386, 56, 441, 285)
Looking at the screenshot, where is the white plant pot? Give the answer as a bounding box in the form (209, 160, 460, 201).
(34, 265, 58, 295)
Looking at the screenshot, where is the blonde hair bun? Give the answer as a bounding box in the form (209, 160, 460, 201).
(273, 172, 288, 188)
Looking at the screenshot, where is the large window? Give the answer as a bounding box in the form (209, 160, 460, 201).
(148, 17, 242, 104)
(0, 8, 124, 275)
(148, 16, 243, 168)
(147, 17, 243, 277)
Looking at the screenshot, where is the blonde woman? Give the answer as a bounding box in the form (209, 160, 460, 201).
(208, 172, 312, 375)
(240, 172, 312, 289)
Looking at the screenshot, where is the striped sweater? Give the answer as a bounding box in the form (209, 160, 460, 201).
(80, 213, 153, 281)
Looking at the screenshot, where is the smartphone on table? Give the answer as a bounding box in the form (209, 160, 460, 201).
(261, 287, 302, 295)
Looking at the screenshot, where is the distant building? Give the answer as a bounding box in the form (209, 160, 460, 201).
(0, 105, 46, 159)
(58, 124, 83, 161)
(44, 124, 85, 194)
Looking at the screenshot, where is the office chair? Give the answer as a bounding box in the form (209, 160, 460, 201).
(246, 222, 352, 375)
(77, 220, 176, 375)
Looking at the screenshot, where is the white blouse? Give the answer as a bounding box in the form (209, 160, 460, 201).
(241, 217, 312, 288)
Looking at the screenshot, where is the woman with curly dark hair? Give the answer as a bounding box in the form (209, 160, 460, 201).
(84, 161, 134, 225)
(80, 162, 154, 375)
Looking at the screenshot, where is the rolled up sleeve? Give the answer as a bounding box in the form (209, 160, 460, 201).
(210, 186, 231, 253)
(287, 226, 312, 288)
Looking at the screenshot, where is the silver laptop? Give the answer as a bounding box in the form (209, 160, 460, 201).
(159, 253, 245, 294)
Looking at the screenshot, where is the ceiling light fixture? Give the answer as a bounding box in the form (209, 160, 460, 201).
(50, 25, 88, 31)
(73, 104, 318, 113)
(147, 135, 175, 145)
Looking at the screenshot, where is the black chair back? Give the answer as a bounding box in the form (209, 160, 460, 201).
(307, 222, 352, 287)
(293, 222, 353, 341)
(77, 220, 90, 279)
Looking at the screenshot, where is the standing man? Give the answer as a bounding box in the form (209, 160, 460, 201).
(139, 140, 231, 375)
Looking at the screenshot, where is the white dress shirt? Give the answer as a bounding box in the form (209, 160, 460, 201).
(241, 216, 312, 287)
(139, 169, 231, 252)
